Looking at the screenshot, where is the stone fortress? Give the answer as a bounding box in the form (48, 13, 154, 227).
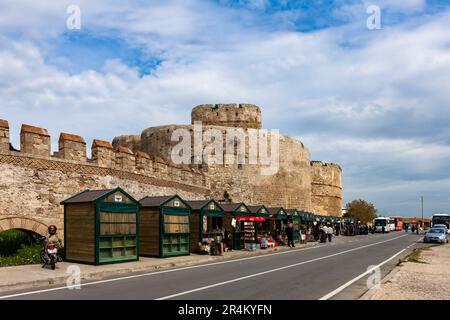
(0, 104, 342, 238)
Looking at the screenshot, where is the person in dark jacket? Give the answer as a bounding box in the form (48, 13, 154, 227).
(285, 221, 295, 247)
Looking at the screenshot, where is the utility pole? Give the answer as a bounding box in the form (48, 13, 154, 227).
(421, 196, 424, 232)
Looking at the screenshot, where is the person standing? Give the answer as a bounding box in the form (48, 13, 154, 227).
(286, 221, 295, 247)
(327, 225, 334, 242)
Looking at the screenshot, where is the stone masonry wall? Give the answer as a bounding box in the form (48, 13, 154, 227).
(0, 119, 9, 153)
(0, 119, 209, 239)
(310, 161, 343, 216)
(191, 104, 262, 129)
(112, 134, 141, 153)
(0, 100, 344, 243)
(139, 124, 313, 211)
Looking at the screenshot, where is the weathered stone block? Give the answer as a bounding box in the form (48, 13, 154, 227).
(135, 151, 153, 175)
(20, 124, 50, 157)
(0, 119, 9, 153)
(115, 145, 135, 172)
(91, 139, 114, 168)
(58, 132, 86, 162)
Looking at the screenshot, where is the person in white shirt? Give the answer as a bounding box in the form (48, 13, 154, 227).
(327, 225, 334, 242)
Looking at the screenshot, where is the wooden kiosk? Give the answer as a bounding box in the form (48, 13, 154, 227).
(222, 203, 252, 250)
(286, 209, 301, 243)
(248, 205, 270, 237)
(62, 188, 140, 265)
(268, 207, 287, 244)
(186, 199, 224, 253)
(139, 195, 191, 258)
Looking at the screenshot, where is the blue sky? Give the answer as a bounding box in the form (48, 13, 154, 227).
(1, 0, 450, 217)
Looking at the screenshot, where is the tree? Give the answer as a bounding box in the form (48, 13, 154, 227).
(345, 199, 377, 224)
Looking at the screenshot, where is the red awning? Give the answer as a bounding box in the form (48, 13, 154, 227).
(236, 216, 266, 222)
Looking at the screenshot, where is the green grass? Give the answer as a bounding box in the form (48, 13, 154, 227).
(406, 248, 427, 264)
(0, 244, 41, 267)
(0, 230, 32, 256)
(405, 244, 442, 264)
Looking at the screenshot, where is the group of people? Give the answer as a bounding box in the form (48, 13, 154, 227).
(341, 224, 372, 236)
(312, 224, 335, 243)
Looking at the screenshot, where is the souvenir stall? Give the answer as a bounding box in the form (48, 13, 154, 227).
(186, 199, 224, 254)
(302, 212, 316, 242)
(62, 187, 140, 265)
(286, 209, 301, 243)
(267, 207, 288, 245)
(248, 205, 272, 248)
(222, 203, 254, 250)
(139, 195, 191, 258)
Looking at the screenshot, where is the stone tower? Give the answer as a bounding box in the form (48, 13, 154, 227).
(191, 103, 262, 129)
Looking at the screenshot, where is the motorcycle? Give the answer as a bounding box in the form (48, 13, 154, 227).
(37, 236, 63, 270)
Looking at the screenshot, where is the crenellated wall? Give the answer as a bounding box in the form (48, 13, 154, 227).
(0, 103, 343, 240)
(310, 161, 343, 216)
(0, 119, 209, 238)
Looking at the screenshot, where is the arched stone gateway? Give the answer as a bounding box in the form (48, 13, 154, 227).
(0, 217, 49, 236)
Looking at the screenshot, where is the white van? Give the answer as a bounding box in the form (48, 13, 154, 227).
(374, 217, 390, 233)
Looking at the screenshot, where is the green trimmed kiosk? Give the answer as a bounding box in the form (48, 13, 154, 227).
(222, 203, 252, 250)
(186, 199, 224, 253)
(268, 207, 287, 244)
(248, 205, 270, 239)
(286, 209, 301, 243)
(139, 195, 191, 258)
(62, 188, 139, 265)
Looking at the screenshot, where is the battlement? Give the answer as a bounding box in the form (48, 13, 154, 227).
(0, 119, 9, 153)
(191, 103, 262, 129)
(0, 119, 207, 189)
(311, 161, 342, 171)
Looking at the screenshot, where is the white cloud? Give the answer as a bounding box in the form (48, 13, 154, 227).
(0, 1, 449, 215)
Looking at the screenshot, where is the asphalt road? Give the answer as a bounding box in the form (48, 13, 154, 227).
(0, 231, 426, 300)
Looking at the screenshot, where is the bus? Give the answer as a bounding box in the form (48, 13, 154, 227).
(432, 213, 450, 229)
(374, 217, 390, 233)
(389, 216, 404, 231)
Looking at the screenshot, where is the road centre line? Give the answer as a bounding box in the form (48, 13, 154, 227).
(0, 234, 407, 300)
(154, 234, 409, 300)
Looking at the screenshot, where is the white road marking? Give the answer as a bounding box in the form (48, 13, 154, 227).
(318, 239, 421, 300)
(0, 238, 337, 299)
(0, 233, 408, 300)
(154, 234, 408, 300)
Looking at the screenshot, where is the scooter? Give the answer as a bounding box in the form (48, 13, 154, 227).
(38, 237, 63, 270)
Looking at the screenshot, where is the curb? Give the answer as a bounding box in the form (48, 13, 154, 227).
(358, 243, 424, 300)
(0, 242, 318, 294)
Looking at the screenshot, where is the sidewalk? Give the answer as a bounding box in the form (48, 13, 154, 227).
(0, 242, 318, 293)
(361, 243, 450, 300)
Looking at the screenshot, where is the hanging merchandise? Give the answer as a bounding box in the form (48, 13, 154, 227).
(243, 221, 256, 250)
(202, 215, 208, 233)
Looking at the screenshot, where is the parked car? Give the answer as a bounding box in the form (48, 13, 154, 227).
(424, 228, 449, 243)
(432, 224, 449, 234)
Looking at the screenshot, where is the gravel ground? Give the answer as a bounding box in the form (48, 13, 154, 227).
(362, 243, 450, 300)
